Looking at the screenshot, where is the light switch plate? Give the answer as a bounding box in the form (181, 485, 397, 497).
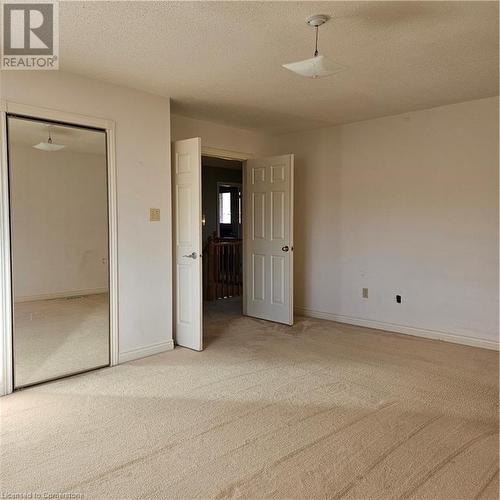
(150, 208, 160, 222)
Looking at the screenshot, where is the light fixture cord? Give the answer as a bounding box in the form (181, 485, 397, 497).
(314, 26, 319, 57)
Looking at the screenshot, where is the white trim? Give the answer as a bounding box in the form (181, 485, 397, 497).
(201, 146, 253, 161)
(3, 101, 114, 130)
(295, 307, 499, 351)
(119, 340, 174, 363)
(106, 126, 119, 367)
(0, 101, 13, 396)
(289, 154, 294, 326)
(14, 288, 108, 303)
(0, 100, 119, 395)
(241, 162, 247, 316)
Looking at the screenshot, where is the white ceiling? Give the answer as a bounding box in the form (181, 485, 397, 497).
(60, 1, 499, 134)
(8, 117, 106, 155)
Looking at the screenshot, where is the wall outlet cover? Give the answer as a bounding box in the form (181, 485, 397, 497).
(150, 208, 160, 222)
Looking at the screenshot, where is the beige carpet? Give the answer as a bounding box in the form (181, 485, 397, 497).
(13, 294, 109, 387)
(1, 298, 498, 499)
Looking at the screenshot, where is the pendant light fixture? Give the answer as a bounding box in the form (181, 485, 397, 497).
(33, 128, 66, 151)
(282, 15, 344, 79)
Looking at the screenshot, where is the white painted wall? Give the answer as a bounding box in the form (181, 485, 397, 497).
(1, 70, 495, 391)
(9, 145, 108, 301)
(270, 97, 499, 348)
(171, 114, 268, 155)
(1, 71, 173, 361)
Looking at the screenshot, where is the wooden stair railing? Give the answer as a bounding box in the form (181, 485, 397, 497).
(203, 236, 242, 301)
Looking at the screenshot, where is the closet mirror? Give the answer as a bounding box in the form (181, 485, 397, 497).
(7, 116, 110, 388)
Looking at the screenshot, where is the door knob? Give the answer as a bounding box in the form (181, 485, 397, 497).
(281, 246, 289, 252)
(183, 252, 197, 259)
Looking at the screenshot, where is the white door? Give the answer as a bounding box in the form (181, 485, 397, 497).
(244, 154, 294, 325)
(172, 138, 203, 350)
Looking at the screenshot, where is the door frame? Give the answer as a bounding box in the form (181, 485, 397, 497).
(201, 147, 253, 162)
(0, 100, 119, 396)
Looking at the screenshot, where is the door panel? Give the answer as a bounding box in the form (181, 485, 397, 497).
(252, 192, 265, 239)
(271, 255, 285, 305)
(244, 154, 294, 325)
(271, 191, 285, 240)
(252, 253, 266, 301)
(173, 138, 202, 351)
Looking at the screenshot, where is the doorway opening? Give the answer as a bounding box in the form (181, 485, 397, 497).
(201, 155, 243, 320)
(172, 138, 293, 352)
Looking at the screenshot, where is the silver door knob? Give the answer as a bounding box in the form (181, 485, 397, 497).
(183, 252, 197, 259)
(282, 246, 289, 252)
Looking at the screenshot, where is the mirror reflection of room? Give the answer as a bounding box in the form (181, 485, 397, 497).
(8, 117, 110, 388)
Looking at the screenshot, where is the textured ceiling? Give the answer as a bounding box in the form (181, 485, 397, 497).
(60, 1, 499, 134)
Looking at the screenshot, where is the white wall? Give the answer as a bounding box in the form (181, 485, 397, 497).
(1, 71, 173, 363)
(270, 97, 499, 349)
(171, 114, 268, 155)
(9, 145, 108, 300)
(1, 70, 496, 396)
(172, 101, 499, 349)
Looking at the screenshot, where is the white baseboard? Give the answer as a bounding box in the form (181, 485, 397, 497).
(295, 307, 499, 351)
(15, 287, 108, 303)
(119, 339, 174, 363)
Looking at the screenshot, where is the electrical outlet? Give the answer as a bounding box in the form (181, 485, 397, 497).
(150, 208, 160, 222)
(362, 288, 368, 299)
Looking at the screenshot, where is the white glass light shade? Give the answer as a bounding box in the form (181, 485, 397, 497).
(282, 54, 344, 79)
(33, 142, 66, 151)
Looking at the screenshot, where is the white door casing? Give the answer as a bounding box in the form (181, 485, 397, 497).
(244, 154, 294, 325)
(172, 138, 203, 351)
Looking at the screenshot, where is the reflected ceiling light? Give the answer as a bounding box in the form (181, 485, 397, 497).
(33, 129, 65, 151)
(282, 15, 344, 79)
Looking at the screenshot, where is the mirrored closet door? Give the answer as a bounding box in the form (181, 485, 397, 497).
(7, 116, 110, 388)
